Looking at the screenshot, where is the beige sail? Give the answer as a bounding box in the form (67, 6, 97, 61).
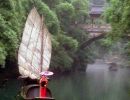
(18, 7, 52, 79)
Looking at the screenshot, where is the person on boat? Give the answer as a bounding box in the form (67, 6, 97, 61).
(39, 75, 48, 97)
(40, 76, 48, 87)
(39, 71, 53, 98)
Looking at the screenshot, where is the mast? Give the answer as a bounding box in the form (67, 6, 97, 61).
(40, 16, 44, 72)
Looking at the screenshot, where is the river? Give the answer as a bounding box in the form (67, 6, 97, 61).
(49, 59, 130, 100)
(0, 59, 130, 100)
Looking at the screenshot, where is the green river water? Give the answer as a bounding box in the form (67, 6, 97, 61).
(0, 59, 130, 100)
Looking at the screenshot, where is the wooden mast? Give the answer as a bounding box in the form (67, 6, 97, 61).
(40, 16, 44, 72)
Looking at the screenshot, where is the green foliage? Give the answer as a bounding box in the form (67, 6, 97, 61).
(0, 0, 90, 71)
(34, 0, 60, 34)
(104, 0, 130, 62)
(51, 35, 60, 50)
(102, 0, 125, 53)
(69, 28, 88, 44)
(51, 49, 73, 71)
(105, 0, 130, 38)
(0, 0, 24, 67)
(100, 38, 113, 46)
(0, 42, 7, 65)
(72, 0, 88, 24)
(51, 33, 78, 71)
(42, 0, 63, 9)
(56, 2, 75, 30)
(57, 34, 78, 52)
(0, 0, 60, 67)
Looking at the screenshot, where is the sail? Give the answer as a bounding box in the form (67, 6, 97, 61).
(18, 7, 52, 79)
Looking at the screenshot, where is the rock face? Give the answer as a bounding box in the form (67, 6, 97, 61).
(109, 62, 118, 71)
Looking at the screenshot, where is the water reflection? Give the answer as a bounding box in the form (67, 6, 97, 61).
(49, 59, 130, 100)
(0, 59, 130, 100)
(0, 79, 22, 100)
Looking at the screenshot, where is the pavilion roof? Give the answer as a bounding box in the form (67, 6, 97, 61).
(89, 5, 104, 15)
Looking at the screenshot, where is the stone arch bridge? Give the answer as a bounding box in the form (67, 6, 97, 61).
(79, 24, 111, 49)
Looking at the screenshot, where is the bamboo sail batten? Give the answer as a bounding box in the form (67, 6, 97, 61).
(18, 8, 52, 79)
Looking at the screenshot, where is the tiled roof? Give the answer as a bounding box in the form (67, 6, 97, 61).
(89, 5, 104, 15)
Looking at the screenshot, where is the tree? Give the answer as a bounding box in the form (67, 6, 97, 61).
(104, 0, 129, 39)
(0, 0, 92, 72)
(50, 34, 78, 71)
(56, 2, 75, 30)
(0, 0, 60, 68)
(72, 0, 89, 24)
(104, 0, 130, 64)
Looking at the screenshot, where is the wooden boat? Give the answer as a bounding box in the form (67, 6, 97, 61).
(20, 84, 54, 100)
(18, 7, 54, 100)
(108, 62, 118, 71)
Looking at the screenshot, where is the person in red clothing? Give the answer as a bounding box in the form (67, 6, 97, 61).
(39, 71, 53, 98)
(39, 75, 48, 97)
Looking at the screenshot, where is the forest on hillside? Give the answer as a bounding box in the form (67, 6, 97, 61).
(0, 0, 130, 75)
(0, 0, 90, 74)
(104, 0, 130, 65)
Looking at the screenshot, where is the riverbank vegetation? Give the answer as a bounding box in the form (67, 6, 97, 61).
(104, 0, 130, 66)
(1, 0, 130, 75)
(0, 0, 91, 74)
